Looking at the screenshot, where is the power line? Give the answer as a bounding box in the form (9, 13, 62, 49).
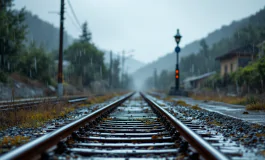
(66, 12, 81, 32)
(66, 0, 82, 29)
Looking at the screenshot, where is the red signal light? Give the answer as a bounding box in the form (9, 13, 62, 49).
(175, 70, 179, 79)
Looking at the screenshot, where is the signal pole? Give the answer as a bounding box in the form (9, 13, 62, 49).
(174, 29, 181, 91)
(58, 0, 65, 97)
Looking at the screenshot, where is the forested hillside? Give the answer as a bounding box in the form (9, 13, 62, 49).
(1, 1, 132, 97)
(24, 11, 74, 51)
(133, 7, 264, 88)
(180, 6, 265, 79)
(142, 6, 265, 91)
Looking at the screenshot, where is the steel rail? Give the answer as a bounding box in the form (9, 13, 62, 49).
(68, 97, 87, 103)
(0, 96, 88, 111)
(0, 92, 134, 160)
(140, 92, 229, 160)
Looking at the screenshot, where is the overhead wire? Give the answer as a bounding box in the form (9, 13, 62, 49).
(66, 0, 82, 29)
(66, 12, 81, 32)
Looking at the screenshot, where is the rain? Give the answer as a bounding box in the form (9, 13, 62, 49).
(0, 0, 264, 159)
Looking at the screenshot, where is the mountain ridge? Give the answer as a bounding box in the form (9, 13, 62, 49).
(24, 11, 74, 50)
(24, 11, 145, 73)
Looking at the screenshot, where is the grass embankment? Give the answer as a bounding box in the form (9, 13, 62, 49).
(191, 94, 246, 105)
(0, 93, 121, 152)
(0, 93, 120, 131)
(150, 91, 264, 111)
(191, 93, 265, 111)
(160, 96, 202, 111)
(246, 103, 265, 111)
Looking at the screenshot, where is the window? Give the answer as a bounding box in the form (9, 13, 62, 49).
(230, 63, 233, 72)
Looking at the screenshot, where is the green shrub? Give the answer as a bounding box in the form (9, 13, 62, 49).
(0, 71, 8, 83)
(246, 95, 258, 104)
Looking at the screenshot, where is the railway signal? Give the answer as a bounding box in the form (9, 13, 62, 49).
(175, 69, 179, 79)
(174, 29, 182, 91)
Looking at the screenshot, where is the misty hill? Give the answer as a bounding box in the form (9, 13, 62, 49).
(24, 11, 74, 51)
(133, 8, 260, 88)
(104, 52, 145, 74)
(24, 11, 144, 73)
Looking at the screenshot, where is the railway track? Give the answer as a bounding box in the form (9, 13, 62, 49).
(0, 96, 88, 111)
(0, 92, 244, 160)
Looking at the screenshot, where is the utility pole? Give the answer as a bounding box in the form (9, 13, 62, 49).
(154, 68, 157, 90)
(119, 50, 134, 89)
(109, 51, 113, 89)
(121, 51, 125, 89)
(58, 0, 65, 97)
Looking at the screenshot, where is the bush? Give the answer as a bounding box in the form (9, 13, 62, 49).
(245, 95, 258, 104)
(0, 71, 8, 83)
(231, 56, 265, 93)
(17, 43, 55, 84)
(246, 103, 265, 111)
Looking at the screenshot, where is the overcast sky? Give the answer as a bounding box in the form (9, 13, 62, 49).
(15, 0, 265, 63)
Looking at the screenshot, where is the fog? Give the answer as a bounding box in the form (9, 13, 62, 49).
(15, 0, 265, 63)
(11, 0, 265, 92)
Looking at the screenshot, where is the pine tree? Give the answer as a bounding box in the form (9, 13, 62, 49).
(0, 0, 27, 71)
(79, 22, 91, 43)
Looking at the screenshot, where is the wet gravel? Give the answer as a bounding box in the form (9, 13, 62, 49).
(153, 96, 265, 157)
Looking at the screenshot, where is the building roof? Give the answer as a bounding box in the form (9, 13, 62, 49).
(215, 44, 259, 61)
(184, 71, 216, 83)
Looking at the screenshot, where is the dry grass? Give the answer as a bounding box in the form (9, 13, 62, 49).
(260, 150, 265, 156)
(0, 135, 30, 154)
(192, 93, 265, 111)
(252, 124, 262, 129)
(174, 100, 191, 107)
(0, 135, 30, 147)
(134, 118, 155, 125)
(191, 94, 246, 105)
(246, 103, 265, 111)
(191, 104, 202, 110)
(161, 96, 202, 110)
(102, 117, 113, 121)
(0, 102, 73, 131)
(88, 95, 112, 104)
(0, 93, 119, 131)
(144, 119, 155, 125)
(256, 133, 265, 138)
(209, 120, 222, 126)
